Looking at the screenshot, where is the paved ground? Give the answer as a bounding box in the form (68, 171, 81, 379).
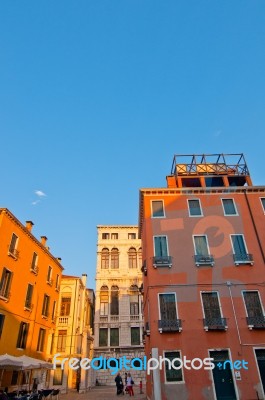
(59, 386, 147, 400)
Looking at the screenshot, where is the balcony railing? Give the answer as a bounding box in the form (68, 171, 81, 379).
(153, 256, 173, 268)
(110, 315, 119, 322)
(130, 315, 140, 321)
(58, 316, 69, 325)
(246, 316, 265, 329)
(203, 317, 227, 331)
(233, 253, 254, 266)
(8, 248, 19, 260)
(158, 319, 182, 333)
(194, 254, 214, 267)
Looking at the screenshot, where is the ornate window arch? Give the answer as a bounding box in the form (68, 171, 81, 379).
(128, 247, 137, 268)
(111, 248, 119, 269)
(101, 248, 109, 269)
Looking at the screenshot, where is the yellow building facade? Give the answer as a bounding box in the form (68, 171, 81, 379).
(48, 274, 94, 394)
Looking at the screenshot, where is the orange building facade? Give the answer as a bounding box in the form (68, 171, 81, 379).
(0, 208, 63, 390)
(139, 154, 265, 400)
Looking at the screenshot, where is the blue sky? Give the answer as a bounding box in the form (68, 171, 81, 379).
(0, 1, 265, 289)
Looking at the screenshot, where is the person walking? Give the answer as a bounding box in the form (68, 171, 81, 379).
(126, 372, 134, 396)
(115, 372, 124, 395)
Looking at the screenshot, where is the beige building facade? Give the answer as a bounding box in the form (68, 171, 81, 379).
(93, 226, 145, 386)
(48, 274, 94, 394)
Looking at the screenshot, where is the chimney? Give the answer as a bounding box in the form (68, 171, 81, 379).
(81, 273, 87, 287)
(56, 257, 62, 263)
(41, 236, 48, 246)
(25, 221, 34, 232)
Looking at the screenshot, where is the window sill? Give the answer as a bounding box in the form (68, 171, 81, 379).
(0, 295, 9, 302)
(8, 252, 18, 260)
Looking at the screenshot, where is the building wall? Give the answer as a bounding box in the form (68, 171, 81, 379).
(0, 208, 63, 390)
(48, 275, 94, 394)
(94, 226, 145, 386)
(140, 181, 265, 399)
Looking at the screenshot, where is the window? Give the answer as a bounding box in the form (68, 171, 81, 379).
(37, 328, 46, 351)
(138, 248, 142, 266)
(111, 233, 118, 239)
(110, 328, 119, 346)
(131, 327, 140, 345)
(31, 252, 38, 272)
(201, 292, 226, 330)
(60, 297, 71, 316)
(53, 366, 64, 385)
(260, 198, 265, 213)
(17, 322, 29, 349)
(50, 333, 54, 354)
(193, 235, 214, 266)
(243, 291, 265, 328)
(47, 266, 53, 284)
(101, 248, 109, 269)
(111, 248, 119, 269)
(164, 351, 183, 382)
(99, 328, 108, 346)
(0, 314, 5, 338)
(0, 268, 12, 299)
(102, 233, 109, 239)
(188, 199, 202, 216)
(154, 236, 168, 257)
(130, 292, 139, 316)
(231, 234, 253, 264)
(255, 349, 265, 395)
(21, 371, 30, 385)
(128, 233, 136, 240)
(128, 247, 137, 268)
(25, 284, 34, 309)
(52, 301, 56, 321)
(151, 200, 165, 218)
(42, 294, 50, 317)
(57, 330, 67, 352)
(110, 286, 119, 315)
(11, 371, 19, 385)
(55, 274, 60, 290)
(222, 199, 238, 215)
(100, 286, 109, 316)
(8, 233, 19, 258)
(159, 293, 177, 321)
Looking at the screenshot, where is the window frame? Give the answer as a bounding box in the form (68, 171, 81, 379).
(37, 328, 46, 352)
(128, 247, 138, 269)
(0, 314, 5, 338)
(153, 235, 169, 257)
(110, 327, 119, 347)
(131, 327, 140, 345)
(8, 233, 19, 259)
(53, 365, 64, 385)
(102, 233, 109, 240)
(158, 292, 178, 321)
(57, 329, 67, 352)
(242, 290, 265, 318)
(128, 233, 136, 240)
(230, 234, 249, 259)
(260, 198, 265, 214)
(187, 199, 203, 217)
(110, 248, 119, 269)
(42, 294, 50, 317)
(221, 198, 238, 216)
(25, 283, 34, 310)
(151, 200, 165, 218)
(0, 268, 12, 299)
(111, 233, 118, 240)
(192, 235, 210, 256)
(200, 291, 223, 319)
(163, 350, 184, 384)
(17, 321, 29, 349)
(99, 327, 108, 347)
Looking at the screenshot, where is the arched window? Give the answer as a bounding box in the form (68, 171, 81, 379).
(129, 285, 139, 316)
(111, 248, 119, 269)
(101, 248, 109, 269)
(128, 247, 137, 268)
(111, 285, 119, 315)
(100, 285, 109, 316)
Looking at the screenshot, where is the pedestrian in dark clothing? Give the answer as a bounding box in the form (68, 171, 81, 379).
(0, 390, 8, 400)
(115, 372, 124, 395)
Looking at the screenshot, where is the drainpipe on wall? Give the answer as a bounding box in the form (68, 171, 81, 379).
(152, 348, 162, 400)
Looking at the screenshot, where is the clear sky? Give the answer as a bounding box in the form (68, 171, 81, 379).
(0, 1, 265, 289)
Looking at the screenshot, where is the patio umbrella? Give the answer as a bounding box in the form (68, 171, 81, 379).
(0, 354, 23, 369)
(17, 355, 53, 370)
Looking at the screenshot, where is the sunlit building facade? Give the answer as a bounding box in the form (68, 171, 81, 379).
(140, 154, 265, 400)
(93, 226, 145, 386)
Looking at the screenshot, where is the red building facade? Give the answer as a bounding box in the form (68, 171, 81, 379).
(139, 154, 265, 400)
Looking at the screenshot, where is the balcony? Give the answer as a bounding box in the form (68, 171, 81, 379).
(99, 315, 108, 322)
(158, 319, 182, 333)
(246, 316, 265, 329)
(30, 265, 39, 275)
(233, 253, 254, 266)
(194, 254, 214, 267)
(130, 315, 140, 322)
(8, 248, 19, 260)
(153, 256, 173, 268)
(58, 316, 69, 325)
(110, 315, 119, 322)
(203, 317, 227, 331)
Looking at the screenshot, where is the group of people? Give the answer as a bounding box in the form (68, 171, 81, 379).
(115, 372, 134, 396)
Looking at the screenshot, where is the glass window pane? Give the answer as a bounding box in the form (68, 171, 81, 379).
(164, 351, 183, 382)
(194, 236, 208, 256)
(159, 294, 177, 320)
(232, 235, 246, 255)
(223, 199, 237, 215)
(152, 201, 164, 217)
(154, 237, 168, 257)
(188, 200, 202, 216)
